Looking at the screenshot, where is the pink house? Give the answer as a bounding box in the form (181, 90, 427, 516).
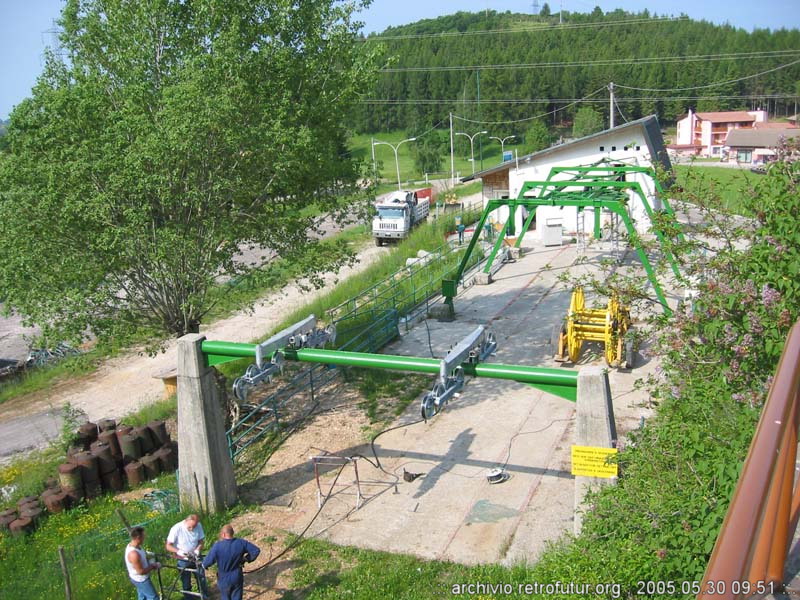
(673, 109, 767, 157)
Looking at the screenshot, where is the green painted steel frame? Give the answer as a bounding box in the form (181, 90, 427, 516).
(513, 179, 680, 280)
(443, 165, 680, 315)
(200, 340, 578, 401)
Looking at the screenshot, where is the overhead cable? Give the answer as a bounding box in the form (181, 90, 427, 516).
(452, 86, 607, 125)
(379, 49, 800, 73)
(613, 57, 800, 92)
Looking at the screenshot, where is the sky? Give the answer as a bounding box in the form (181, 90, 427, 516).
(1, 0, 799, 120)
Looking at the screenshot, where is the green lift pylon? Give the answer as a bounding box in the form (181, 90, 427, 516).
(442, 165, 681, 316)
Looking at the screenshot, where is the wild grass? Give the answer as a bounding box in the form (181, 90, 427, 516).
(0, 472, 243, 600)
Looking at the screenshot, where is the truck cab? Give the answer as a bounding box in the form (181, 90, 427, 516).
(372, 190, 430, 246)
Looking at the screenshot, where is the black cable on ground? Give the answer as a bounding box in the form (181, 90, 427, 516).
(243, 462, 347, 574)
(422, 318, 438, 359)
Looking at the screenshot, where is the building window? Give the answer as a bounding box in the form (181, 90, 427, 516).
(611, 146, 616, 151)
(737, 149, 752, 163)
(711, 147, 720, 155)
(599, 146, 605, 151)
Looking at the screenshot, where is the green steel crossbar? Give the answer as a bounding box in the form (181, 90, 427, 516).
(282, 348, 579, 401)
(200, 341, 578, 402)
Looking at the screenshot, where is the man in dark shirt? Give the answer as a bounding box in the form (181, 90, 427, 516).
(202, 524, 261, 600)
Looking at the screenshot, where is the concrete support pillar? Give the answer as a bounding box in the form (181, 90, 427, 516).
(177, 334, 238, 512)
(574, 366, 617, 535)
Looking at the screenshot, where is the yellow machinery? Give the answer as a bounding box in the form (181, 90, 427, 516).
(553, 287, 634, 368)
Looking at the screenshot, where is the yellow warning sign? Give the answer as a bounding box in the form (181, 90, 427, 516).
(571, 445, 618, 478)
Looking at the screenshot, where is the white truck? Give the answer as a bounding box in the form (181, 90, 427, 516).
(372, 188, 431, 246)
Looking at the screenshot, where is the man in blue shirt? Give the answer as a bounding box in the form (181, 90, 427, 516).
(202, 524, 261, 600)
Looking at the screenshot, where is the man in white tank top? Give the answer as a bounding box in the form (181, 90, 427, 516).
(125, 526, 161, 600)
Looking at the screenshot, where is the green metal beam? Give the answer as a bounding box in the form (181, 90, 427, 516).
(202, 340, 258, 367)
(198, 342, 579, 402)
(285, 347, 578, 401)
(483, 205, 512, 275)
(545, 165, 685, 243)
(514, 206, 537, 249)
(443, 199, 501, 304)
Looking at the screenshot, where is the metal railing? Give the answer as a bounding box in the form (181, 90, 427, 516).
(699, 320, 800, 599)
(327, 237, 485, 331)
(226, 309, 399, 459)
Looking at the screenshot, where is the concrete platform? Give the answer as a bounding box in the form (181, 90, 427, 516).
(293, 235, 668, 565)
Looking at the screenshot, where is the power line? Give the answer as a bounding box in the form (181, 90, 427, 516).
(363, 15, 688, 42)
(452, 86, 607, 125)
(379, 49, 800, 73)
(362, 93, 799, 105)
(614, 58, 800, 92)
(613, 96, 629, 124)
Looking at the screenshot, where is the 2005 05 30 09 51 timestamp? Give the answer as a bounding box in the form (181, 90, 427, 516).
(636, 580, 777, 595)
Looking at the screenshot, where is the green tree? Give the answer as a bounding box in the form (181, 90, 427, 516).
(0, 0, 380, 340)
(523, 119, 552, 154)
(572, 106, 605, 138)
(410, 133, 444, 175)
(540, 2, 551, 17)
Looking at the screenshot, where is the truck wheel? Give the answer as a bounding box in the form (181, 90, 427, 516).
(375, 238, 383, 247)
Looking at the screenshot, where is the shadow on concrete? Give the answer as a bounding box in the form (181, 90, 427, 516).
(411, 427, 475, 499)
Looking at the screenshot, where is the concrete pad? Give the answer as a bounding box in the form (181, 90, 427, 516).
(287, 235, 671, 565)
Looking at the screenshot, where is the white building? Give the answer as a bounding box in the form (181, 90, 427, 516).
(462, 115, 671, 241)
(673, 109, 767, 158)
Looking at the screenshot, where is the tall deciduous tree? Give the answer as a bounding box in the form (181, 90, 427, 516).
(0, 0, 381, 340)
(410, 132, 444, 175)
(572, 106, 605, 138)
(523, 119, 552, 154)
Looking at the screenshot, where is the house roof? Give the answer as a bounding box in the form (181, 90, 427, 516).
(725, 128, 800, 148)
(696, 111, 756, 123)
(753, 121, 798, 130)
(461, 115, 670, 183)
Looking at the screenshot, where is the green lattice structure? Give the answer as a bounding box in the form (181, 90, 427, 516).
(442, 165, 682, 315)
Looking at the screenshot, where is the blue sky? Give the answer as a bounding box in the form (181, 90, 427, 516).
(1, 0, 798, 119)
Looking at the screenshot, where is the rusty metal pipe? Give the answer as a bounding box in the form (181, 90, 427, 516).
(698, 321, 800, 600)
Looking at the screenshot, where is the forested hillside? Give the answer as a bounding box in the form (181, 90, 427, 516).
(355, 8, 800, 134)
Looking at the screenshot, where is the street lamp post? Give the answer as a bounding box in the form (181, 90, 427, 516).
(489, 135, 517, 162)
(456, 130, 488, 175)
(372, 137, 417, 191)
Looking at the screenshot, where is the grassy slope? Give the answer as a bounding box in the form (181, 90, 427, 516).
(673, 165, 760, 215)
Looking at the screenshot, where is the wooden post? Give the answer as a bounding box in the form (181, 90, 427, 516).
(58, 546, 73, 600)
(116, 508, 133, 534)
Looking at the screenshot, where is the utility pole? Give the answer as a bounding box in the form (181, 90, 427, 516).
(477, 70, 483, 171)
(609, 82, 615, 129)
(560, 1, 563, 24)
(450, 112, 455, 186)
(371, 136, 376, 178)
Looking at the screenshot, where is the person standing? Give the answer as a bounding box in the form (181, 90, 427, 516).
(165, 514, 208, 599)
(202, 524, 261, 600)
(125, 526, 161, 600)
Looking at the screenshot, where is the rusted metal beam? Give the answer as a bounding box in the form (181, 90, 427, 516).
(698, 321, 800, 600)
